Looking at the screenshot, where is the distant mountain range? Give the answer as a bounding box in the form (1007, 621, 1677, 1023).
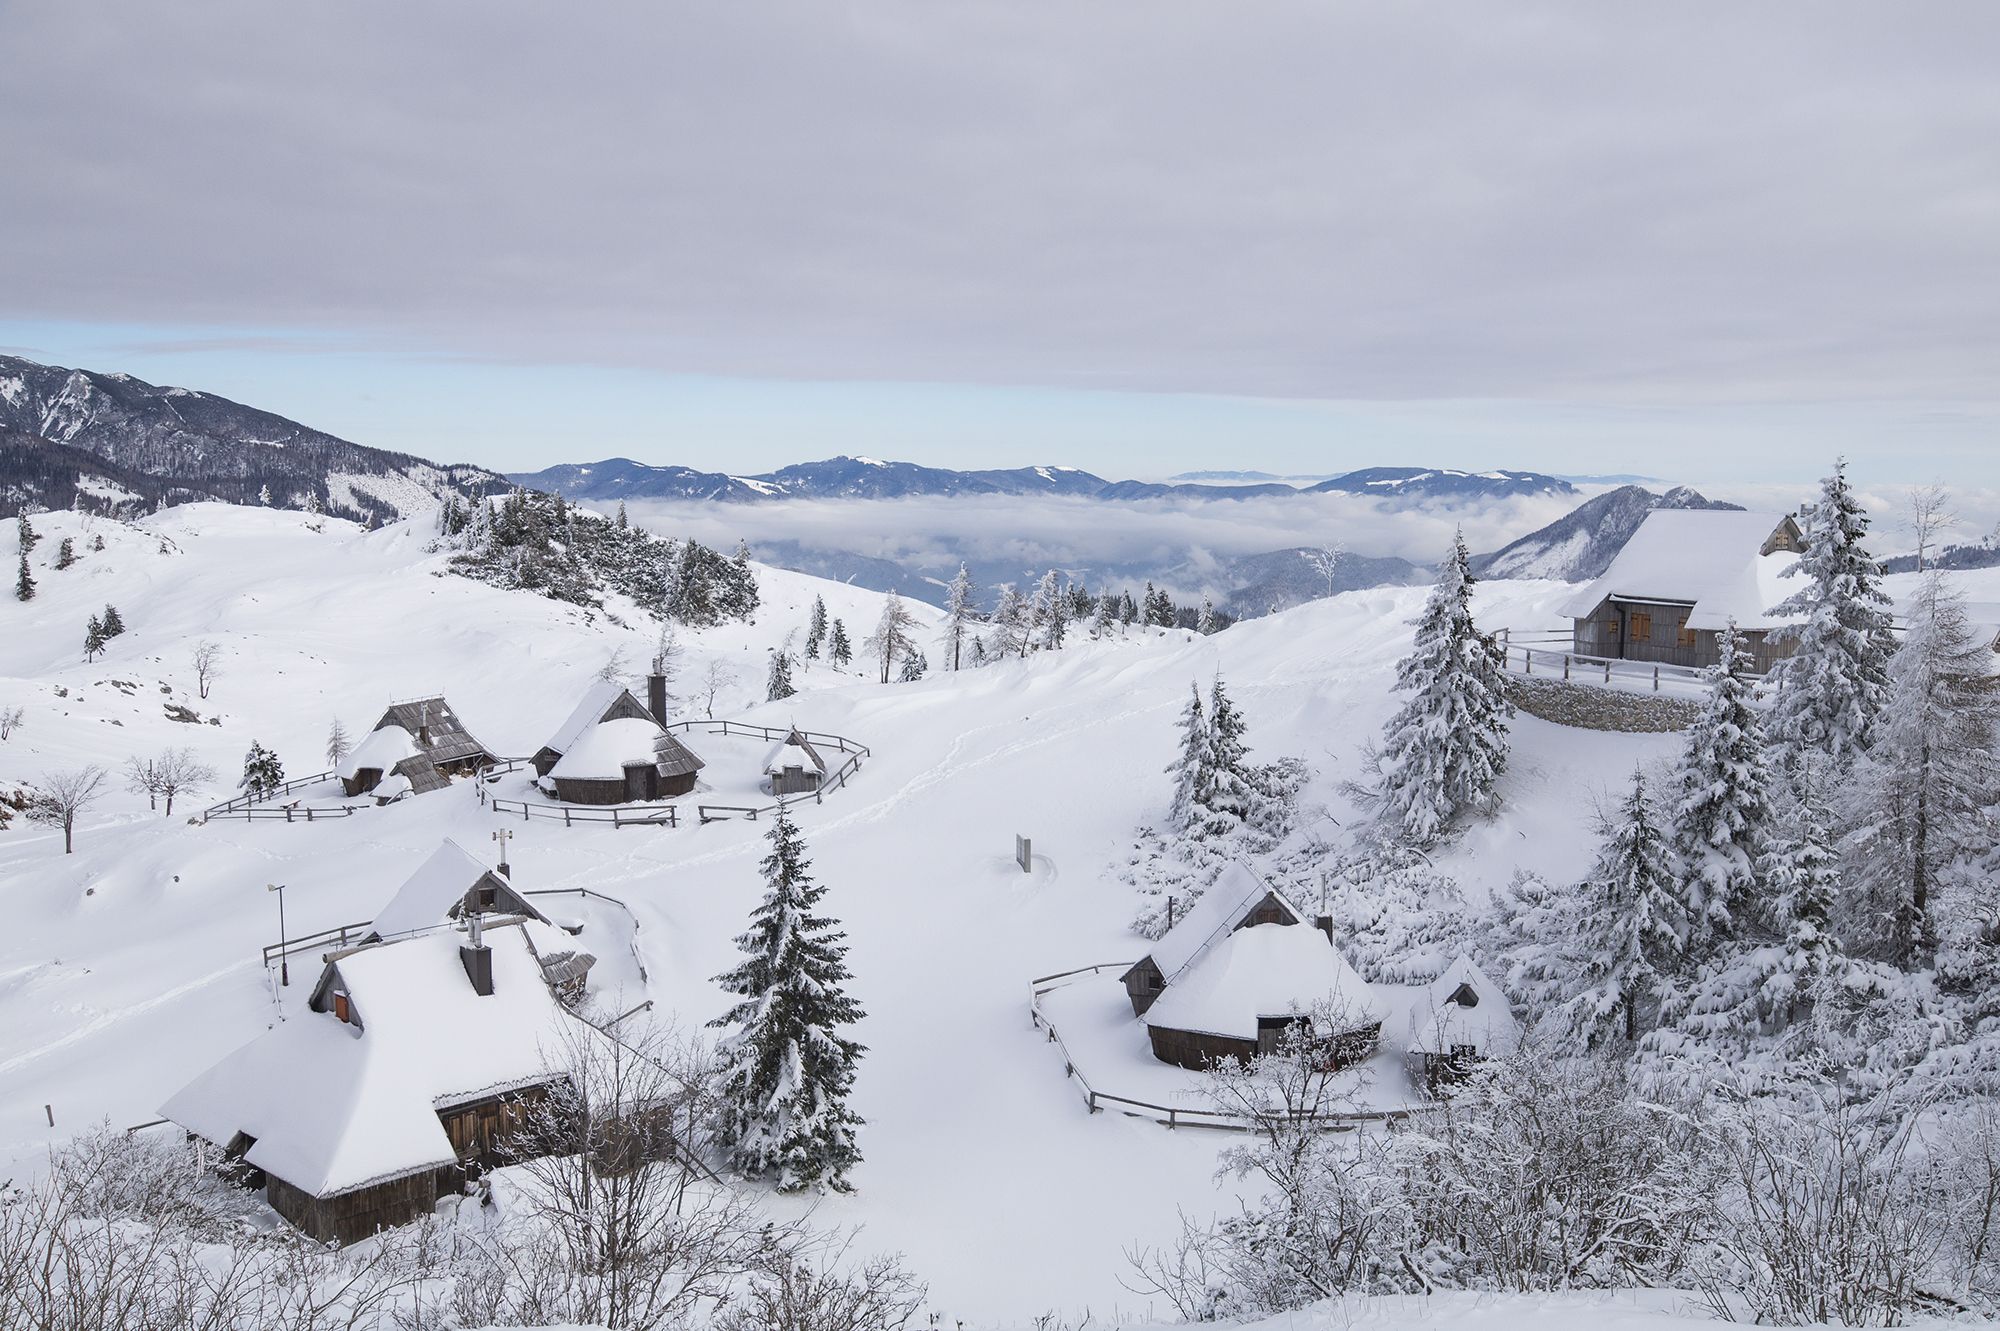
(1475, 484, 1742, 581)
(508, 456, 1578, 506)
(0, 354, 506, 522)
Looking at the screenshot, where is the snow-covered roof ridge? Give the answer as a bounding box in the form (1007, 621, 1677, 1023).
(543, 679, 633, 756)
(1400, 954, 1521, 1056)
(550, 716, 668, 781)
(337, 723, 416, 780)
(762, 725, 828, 775)
(161, 926, 602, 1199)
(1146, 861, 1308, 982)
(367, 839, 550, 942)
(1558, 508, 1803, 631)
(1144, 922, 1386, 1042)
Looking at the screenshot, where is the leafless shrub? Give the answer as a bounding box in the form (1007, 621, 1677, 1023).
(0, 706, 23, 740)
(714, 1231, 926, 1331)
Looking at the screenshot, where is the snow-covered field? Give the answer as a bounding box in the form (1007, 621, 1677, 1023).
(0, 503, 1737, 1323)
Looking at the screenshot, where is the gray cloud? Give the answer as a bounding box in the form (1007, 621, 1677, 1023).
(2, 2, 1997, 410)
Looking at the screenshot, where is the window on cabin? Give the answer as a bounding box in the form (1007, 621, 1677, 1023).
(1677, 618, 1696, 647)
(1148, 972, 1164, 990)
(333, 992, 352, 1024)
(1447, 983, 1479, 1008)
(1600, 616, 1620, 640)
(1629, 610, 1653, 640)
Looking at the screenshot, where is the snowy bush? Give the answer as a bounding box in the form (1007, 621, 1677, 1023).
(1319, 844, 1471, 985)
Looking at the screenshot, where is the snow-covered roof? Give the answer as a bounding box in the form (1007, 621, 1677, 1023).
(549, 717, 665, 781)
(1146, 862, 1306, 981)
(1398, 955, 1521, 1057)
(337, 724, 416, 780)
(762, 728, 827, 776)
(1144, 922, 1385, 1042)
(162, 927, 603, 1198)
(1558, 510, 1802, 632)
(367, 840, 549, 942)
(542, 679, 631, 757)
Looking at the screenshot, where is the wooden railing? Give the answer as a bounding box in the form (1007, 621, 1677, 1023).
(259, 887, 644, 976)
(474, 721, 872, 828)
(197, 770, 364, 824)
(1494, 628, 1772, 696)
(1027, 964, 1409, 1132)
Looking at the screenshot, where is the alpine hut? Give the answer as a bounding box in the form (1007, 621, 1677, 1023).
(762, 726, 829, 796)
(1560, 509, 1805, 673)
(338, 696, 497, 798)
(361, 840, 557, 945)
(1124, 863, 1385, 1070)
(161, 923, 630, 1244)
(1397, 954, 1521, 1088)
(535, 677, 704, 805)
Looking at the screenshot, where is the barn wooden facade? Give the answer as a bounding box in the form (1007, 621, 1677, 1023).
(1562, 511, 1806, 672)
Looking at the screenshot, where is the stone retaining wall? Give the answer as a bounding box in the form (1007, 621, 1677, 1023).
(1505, 674, 1701, 734)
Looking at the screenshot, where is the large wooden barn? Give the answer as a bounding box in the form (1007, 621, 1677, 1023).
(534, 677, 704, 805)
(1126, 864, 1385, 1070)
(1560, 509, 1806, 673)
(161, 922, 628, 1244)
(338, 696, 498, 798)
(763, 726, 829, 796)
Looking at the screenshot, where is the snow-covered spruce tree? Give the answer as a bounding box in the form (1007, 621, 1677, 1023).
(1198, 675, 1256, 839)
(1165, 682, 1208, 836)
(238, 741, 284, 802)
(805, 595, 827, 660)
(1839, 572, 2000, 967)
(1093, 591, 1118, 637)
(1569, 768, 1687, 1046)
(15, 552, 33, 602)
(1764, 458, 1896, 771)
(828, 618, 852, 667)
(99, 603, 125, 638)
(898, 647, 927, 682)
(708, 813, 866, 1192)
(82, 615, 104, 662)
(1366, 529, 1511, 846)
(1667, 624, 1776, 963)
(766, 646, 797, 702)
(1197, 596, 1217, 636)
(1033, 569, 1065, 650)
(17, 511, 38, 552)
(1120, 590, 1139, 625)
(54, 537, 74, 570)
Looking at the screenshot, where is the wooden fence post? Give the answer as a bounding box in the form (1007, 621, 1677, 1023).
(1653, 665, 1660, 691)
(1563, 654, 1571, 681)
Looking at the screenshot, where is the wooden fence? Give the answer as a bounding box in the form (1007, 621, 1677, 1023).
(475, 720, 872, 829)
(197, 771, 369, 824)
(1494, 628, 1768, 696)
(1028, 964, 1409, 1132)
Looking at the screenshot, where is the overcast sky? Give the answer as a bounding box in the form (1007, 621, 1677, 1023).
(3, 2, 1996, 483)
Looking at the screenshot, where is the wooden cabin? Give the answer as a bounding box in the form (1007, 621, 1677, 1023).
(535, 678, 704, 805)
(161, 924, 634, 1245)
(1396, 955, 1521, 1091)
(1126, 863, 1385, 1070)
(1560, 510, 1806, 673)
(338, 696, 497, 798)
(762, 727, 829, 796)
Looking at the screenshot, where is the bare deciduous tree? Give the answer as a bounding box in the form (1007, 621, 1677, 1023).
(190, 640, 222, 699)
(29, 764, 107, 853)
(864, 592, 921, 684)
(698, 660, 737, 719)
(1303, 543, 1345, 598)
(1909, 482, 1960, 573)
(0, 705, 22, 740)
(125, 748, 218, 817)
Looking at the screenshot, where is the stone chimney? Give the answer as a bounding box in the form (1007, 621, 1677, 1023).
(418, 699, 432, 749)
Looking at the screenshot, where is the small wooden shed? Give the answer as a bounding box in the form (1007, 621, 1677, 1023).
(1397, 955, 1521, 1090)
(762, 727, 829, 796)
(161, 924, 630, 1245)
(339, 696, 497, 798)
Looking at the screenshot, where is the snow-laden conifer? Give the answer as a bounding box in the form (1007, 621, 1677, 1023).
(864, 591, 920, 683)
(708, 813, 866, 1192)
(238, 741, 284, 802)
(1033, 569, 1066, 650)
(1668, 622, 1775, 955)
(805, 595, 827, 660)
(16, 552, 34, 603)
(1366, 529, 1511, 846)
(1765, 458, 1896, 769)
(1839, 572, 2000, 966)
(1569, 769, 1686, 1045)
(987, 584, 1029, 658)
(1197, 596, 1217, 635)
(765, 646, 796, 702)
(941, 564, 975, 669)
(1198, 675, 1255, 839)
(1164, 682, 1207, 836)
(828, 618, 852, 667)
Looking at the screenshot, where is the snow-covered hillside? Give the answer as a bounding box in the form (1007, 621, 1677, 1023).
(0, 503, 1675, 1322)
